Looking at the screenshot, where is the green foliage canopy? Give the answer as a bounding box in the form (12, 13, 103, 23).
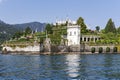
(105, 18, 116, 33)
(96, 26, 100, 32)
(117, 27, 120, 34)
(77, 17, 87, 33)
(45, 24, 53, 34)
(12, 31, 23, 40)
(25, 27, 32, 34)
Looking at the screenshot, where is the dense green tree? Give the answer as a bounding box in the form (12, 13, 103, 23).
(100, 29, 105, 33)
(96, 26, 100, 32)
(105, 18, 116, 33)
(77, 17, 87, 33)
(25, 27, 32, 34)
(45, 24, 53, 34)
(12, 31, 23, 40)
(117, 27, 120, 34)
(100, 32, 118, 44)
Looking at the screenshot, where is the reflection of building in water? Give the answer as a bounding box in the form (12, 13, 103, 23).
(65, 54, 80, 78)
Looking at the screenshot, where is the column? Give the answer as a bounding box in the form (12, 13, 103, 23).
(86, 37, 88, 42)
(94, 37, 96, 42)
(82, 37, 84, 42)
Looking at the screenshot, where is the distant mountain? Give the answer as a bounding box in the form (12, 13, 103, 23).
(0, 20, 6, 24)
(0, 20, 46, 34)
(0, 21, 19, 44)
(0, 20, 46, 44)
(13, 22, 46, 32)
(0, 22, 18, 34)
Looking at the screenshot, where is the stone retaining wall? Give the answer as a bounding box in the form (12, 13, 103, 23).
(2, 45, 40, 52)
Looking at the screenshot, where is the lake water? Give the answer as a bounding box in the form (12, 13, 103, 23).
(0, 53, 120, 80)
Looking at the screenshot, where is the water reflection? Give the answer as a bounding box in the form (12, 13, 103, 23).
(103, 54, 120, 79)
(65, 54, 80, 78)
(0, 54, 120, 79)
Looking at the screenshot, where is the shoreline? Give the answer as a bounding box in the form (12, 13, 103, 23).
(1, 51, 119, 55)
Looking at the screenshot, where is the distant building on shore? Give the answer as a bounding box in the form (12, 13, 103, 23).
(54, 19, 80, 46)
(67, 22, 80, 46)
(54, 19, 101, 46)
(54, 19, 76, 26)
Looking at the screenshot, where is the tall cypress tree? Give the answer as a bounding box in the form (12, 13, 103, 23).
(77, 17, 87, 33)
(45, 24, 53, 34)
(105, 18, 116, 33)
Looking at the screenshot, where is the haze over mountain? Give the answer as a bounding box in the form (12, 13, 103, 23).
(0, 20, 6, 24)
(13, 22, 46, 32)
(0, 19, 46, 32)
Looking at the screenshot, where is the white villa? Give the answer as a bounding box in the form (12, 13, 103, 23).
(55, 19, 100, 46)
(67, 24, 80, 46)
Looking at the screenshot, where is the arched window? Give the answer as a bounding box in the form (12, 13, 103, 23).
(95, 38, 97, 42)
(84, 37, 86, 41)
(88, 38, 90, 42)
(80, 38, 82, 41)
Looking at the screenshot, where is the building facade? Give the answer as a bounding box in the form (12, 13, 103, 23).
(67, 24, 80, 46)
(81, 35, 100, 43)
(55, 19, 101, 46)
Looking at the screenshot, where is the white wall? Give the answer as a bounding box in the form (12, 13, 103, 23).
(67, 25, 80, 46)
(3, 45, 40, 52)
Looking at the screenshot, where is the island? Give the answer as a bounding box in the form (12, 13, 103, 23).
(1, 17, 120, 54)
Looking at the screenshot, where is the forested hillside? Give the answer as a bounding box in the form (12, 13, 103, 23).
(0, 20, 46, 44)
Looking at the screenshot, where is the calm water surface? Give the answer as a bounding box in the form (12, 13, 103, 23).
(0, 53, 120, 80)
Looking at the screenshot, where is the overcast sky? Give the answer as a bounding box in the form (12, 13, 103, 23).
(0, 0, 120, 29)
